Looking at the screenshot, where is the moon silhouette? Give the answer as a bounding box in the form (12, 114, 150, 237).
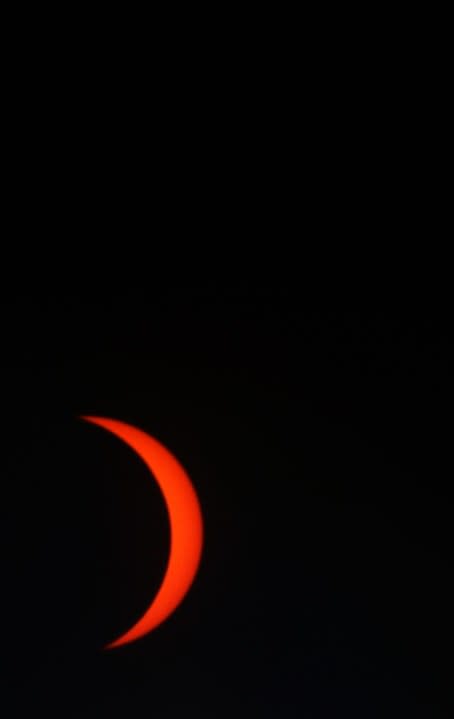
(81, 416, 204, 650)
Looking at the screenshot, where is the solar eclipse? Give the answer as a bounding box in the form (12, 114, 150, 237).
(81, 416, 204, 650)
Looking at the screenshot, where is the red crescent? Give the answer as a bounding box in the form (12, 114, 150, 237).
(81, 416, 204, 649)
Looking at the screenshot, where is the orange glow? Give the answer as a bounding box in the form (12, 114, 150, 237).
(81, 416, 204, 649)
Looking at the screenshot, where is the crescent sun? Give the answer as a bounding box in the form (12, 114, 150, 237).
(81, 416, 204, 650)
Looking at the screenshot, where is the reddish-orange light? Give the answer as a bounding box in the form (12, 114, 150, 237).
(81, 416, 204, 649)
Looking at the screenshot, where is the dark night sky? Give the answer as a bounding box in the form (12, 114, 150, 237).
(0, 294, 452, 717)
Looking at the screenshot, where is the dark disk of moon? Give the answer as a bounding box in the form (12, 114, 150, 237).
(81, 416, 204, 649)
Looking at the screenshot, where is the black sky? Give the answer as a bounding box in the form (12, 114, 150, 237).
(0, 294, 452, 717)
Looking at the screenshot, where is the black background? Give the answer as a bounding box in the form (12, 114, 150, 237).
(0, 293, 452, 717)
